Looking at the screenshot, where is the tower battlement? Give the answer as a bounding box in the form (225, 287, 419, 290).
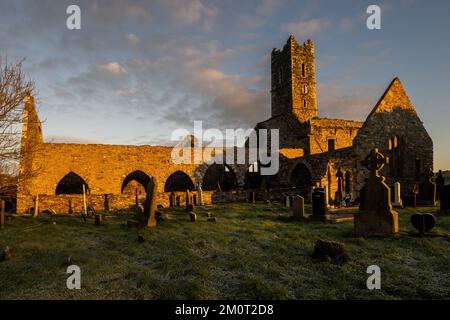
(271, 35, 317, 122)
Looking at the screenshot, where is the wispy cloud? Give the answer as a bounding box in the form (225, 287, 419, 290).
(280, 18, 331, 38)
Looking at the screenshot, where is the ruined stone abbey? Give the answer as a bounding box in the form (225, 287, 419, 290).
(16, 35, 433, 214)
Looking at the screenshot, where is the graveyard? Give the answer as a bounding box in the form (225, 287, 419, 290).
(1, 2, 450, 305)
(1, 201, 450, 300)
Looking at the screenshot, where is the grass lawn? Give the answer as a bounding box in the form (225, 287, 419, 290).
(1, 202, 450, 300)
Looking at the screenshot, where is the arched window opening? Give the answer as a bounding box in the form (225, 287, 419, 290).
(164, 171, 195, 192)
(56, 172, 90, 195)
(121, 170, 151, 194)
(203, 164, 237, 191)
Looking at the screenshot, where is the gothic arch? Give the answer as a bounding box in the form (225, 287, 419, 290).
(289, 163, 313, 188)
(164, 171, 195, 192)
(121, 170, 151, 193)
(202, 164, 237, 191)
(244, 162, 263, 190)
(55, 172, 90, 195)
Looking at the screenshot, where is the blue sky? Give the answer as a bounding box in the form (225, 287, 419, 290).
(0, 0, 449, 170)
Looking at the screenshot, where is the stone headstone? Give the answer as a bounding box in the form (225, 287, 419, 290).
(393, 182, 403, 207)
(0, 246, 12, 262)
(411, 213, 436, 234)
(68, 199, 73, 215)
(439, 185, 450, 215)
(312, 187, 327, 216)
(94, 214, 102, 226)
(143, 177, 158, 228)
(292, 195, 305, 219)
(0, 200, 5, 229)
(248, 191, 256, 204)
(404, 193, 417, 208)
(335, 168, 344, 206)
(169, 192, 176, 207)
(418, 168, 436, 206)
(189, 212, 197, 222)
(354, 148, 398, 236)
(197, 184, 203, 206)
(436, 171, 445, 201)
(285, 195, 291, 208)
(185, 189, 190, 205)
(103, 194, 110, 212)
(81, 207, 87, 223)
(136, 204, 144, 217)
(186, 203, 195, 212)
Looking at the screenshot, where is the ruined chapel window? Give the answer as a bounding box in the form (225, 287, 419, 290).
(302, 63, 306, 77)
(302, 85, 308, 94)
(56, 172, 90, 195)
(278, 68, 283, 84)
(345, 171, 352, 194)
(328, 139, 335, 152)
(303, 99, 307, 109)
(388, 135, 403, 178)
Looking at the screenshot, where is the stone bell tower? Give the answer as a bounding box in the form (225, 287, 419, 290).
(271, 35, 318, 122)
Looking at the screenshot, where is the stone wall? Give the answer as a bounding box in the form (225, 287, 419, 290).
(271, 35, 317, 122)
(17, 141, 241, 213)
(353, 78, 434, 195)
(309, 118, 363, 155)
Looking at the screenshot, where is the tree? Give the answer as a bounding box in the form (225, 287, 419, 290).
(0, 57, 35, 198)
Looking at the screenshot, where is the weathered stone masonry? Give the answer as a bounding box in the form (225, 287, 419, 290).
(16, 35, 434, 213)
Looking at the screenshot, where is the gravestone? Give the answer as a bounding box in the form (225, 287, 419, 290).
(169, 192, 176, 207)
(418, 169, 436, 206)
(136, 204, 144, 217)
(1, 200, 4, 229)
(354, 148, 398, 236)
(248, 191, 256, 204)
(68, 199, 73, 215)
(439, 185, 450, 215)
(312, 187, 327, 216)
(285, 195, 291, 208)
(292, 195, 306, 220)
(94, 214, 102, 226)
(189, 212, 197, 222)
(411, 213, 436, 235)
(185, 190, 191, 206)
(81, 207, 87, 223)
(335, 168, 344, 206)
(404, 193, 417, 208)
(393, 182, 403, 207)
(436, 170, 445, 201)
(103, 194, 110, 212)
(143, 177, 158, 228)
(197, 184, 203, 206)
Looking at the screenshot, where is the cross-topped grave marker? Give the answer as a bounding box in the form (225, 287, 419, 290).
(354, 148, 398, 236)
